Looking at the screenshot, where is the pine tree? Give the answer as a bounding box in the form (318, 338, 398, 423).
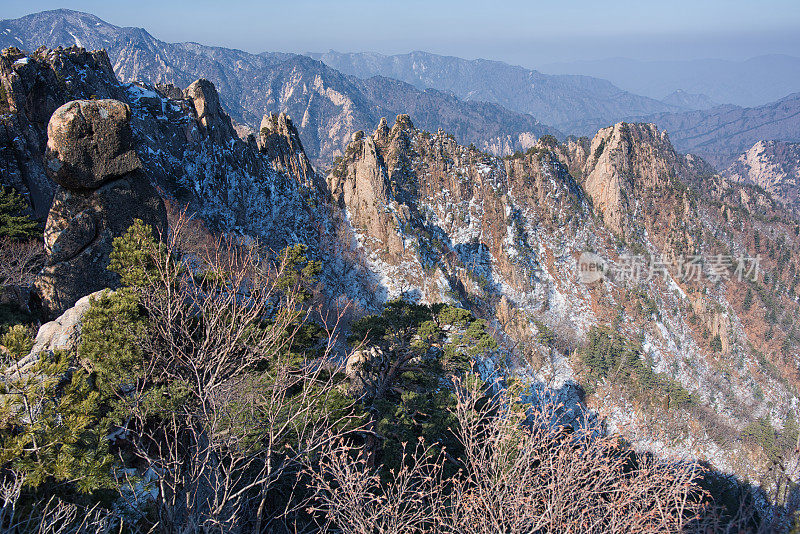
(0, 186, 38, 240)
(742, 288, 753, 312)
(349, 301, 497, 470)
(0, 349, 115, 494)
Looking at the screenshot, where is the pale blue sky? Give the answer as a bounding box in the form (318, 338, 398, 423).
(4, 0, 800, 66)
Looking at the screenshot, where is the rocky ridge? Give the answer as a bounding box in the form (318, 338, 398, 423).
(635, 93, 800, 169)
(0, 46, 384, 317)
(1, 44, 799, 513)
(329, 115, 800, 498)
(725, 140, 800, 214)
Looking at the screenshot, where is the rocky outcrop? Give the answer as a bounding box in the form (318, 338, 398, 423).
(582, 122, 693, 237)
(44, 98, 142, 189)
(345, 346, 388, 397)
(35, 99, 166, 317)
(258, 112, 323, 193)
(725, 140, 800, 213)
(690, 294, 732, 354)
(329, 114, 588, 302)
(184, 79, 236, 144)
(5, 290, 102, 380)
(328, 120, 411, 262)
(1, 46, 349, 304)
(0, 46, 123, 218)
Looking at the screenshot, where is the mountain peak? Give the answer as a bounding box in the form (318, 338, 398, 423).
(374, 117, 390, 143)
(661, 89, 718, 111)
(583, 121, 692, 237)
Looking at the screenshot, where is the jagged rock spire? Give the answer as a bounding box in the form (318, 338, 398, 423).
(184, 79, 236, 144)
(258, 112, 324, 193)
(583, 122, 693, 237)
(390, 114, 414, 137)
(373, 117, 390, 146)
(0, 46, 124, 218)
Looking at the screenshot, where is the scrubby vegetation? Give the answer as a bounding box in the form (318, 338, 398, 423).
(0, 187, 43, 331)
(0, 187, 38, 241)
(0, 218, 793, 532)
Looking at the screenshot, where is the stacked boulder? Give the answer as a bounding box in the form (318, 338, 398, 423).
(34, 99, 167, 317)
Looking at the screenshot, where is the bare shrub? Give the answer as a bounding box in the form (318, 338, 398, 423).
(113, 214, 359, 532)
(308, 375, 708, 533)
(304, 440, 447, 534)
(0, 472, 116, 533)
(0, 238, 44, 288)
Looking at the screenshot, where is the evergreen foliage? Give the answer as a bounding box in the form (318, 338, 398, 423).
(742, 288, 753, 312)
(276, 243, 322, 305)
(709, 334, 723, 353)
(0, 186, 38, 240)
(349, 300, 497, 469)
(0, 349, 115, 495)
(580, 325, 695, 408)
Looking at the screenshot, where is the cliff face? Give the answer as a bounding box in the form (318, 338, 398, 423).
(726, 140, 800, 214)
(582, 122, 695, 237)
(331, 114, 800, 492)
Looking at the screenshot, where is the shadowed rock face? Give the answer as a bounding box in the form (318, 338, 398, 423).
(35, 98, 166, 317)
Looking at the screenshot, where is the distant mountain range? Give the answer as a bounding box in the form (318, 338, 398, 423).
(2, 10, 800, 170)
(634, 92, 800, 168)
(310, 50, 800, 169)
(0, 10, 562, 163)
(661, 90, 718, 111)
(308, 50, 683, 134)
(541, 55, 800, 108)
